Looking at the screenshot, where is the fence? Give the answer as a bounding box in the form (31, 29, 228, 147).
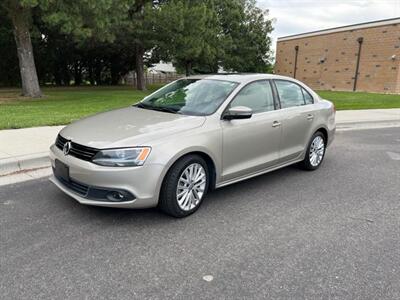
(124, 72, 183, 86)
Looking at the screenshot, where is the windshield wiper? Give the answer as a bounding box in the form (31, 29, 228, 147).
(135, 102, 179, 114)
(135, 102, 151, 109)
(152, 106, 180, 114)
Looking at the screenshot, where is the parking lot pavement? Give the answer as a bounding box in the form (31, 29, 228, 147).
(1, 127, 399, 300)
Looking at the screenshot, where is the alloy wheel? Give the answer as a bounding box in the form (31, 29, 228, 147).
(309, 136, 325, 167)
(176, 163, 207, 211)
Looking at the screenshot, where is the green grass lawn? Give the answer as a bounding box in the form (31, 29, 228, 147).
(317, 90, 400, 110)
(0, 85, 163, 130)
(0, 86, 399, 130)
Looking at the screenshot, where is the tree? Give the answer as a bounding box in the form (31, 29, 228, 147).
(117, 0, 168, 90)
(1, 0, 132, 96)
(0, 0, 274, 90)
(154, 0, 272, 75)
(0, 8, 20, 86)
(124, 0, 154, 90)
(155, 0, 219, 76)
(2, 0, 42, 97)
(217, 0, 273, 72)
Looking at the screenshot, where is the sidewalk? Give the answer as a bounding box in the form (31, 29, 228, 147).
(0, 126, 63, 176)
(1, 109, 399, 176)
(335, 108, 400, 124)
(335, 108, 400, 131)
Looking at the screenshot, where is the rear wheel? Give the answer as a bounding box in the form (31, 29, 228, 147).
(159, 155, 209, 217)
(299, 132, 326, 170)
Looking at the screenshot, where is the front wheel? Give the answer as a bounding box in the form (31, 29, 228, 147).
(159, 155, 209, 218)
(299, 132, 326, 170)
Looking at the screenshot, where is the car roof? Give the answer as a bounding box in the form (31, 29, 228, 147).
(186, 73, 296, 84)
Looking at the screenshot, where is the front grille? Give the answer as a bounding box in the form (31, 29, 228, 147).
(54, 170, 90, 196)
(55, 134, 98, 162)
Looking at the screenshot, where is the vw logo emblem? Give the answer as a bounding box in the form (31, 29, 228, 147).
(63, 141, 72, 155)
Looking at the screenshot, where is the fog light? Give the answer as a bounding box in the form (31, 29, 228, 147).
(107, 191, 128, 202)
(87, 187, 135, 202)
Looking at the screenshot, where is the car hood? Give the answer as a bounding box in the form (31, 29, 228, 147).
(60, 107, 206, 148)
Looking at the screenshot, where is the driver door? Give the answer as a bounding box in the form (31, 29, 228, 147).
(221, 80, 282, 182)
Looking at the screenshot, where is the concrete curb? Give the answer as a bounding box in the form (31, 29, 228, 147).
(336, 118, 400, 125)
(336, 120, 400, 131)
(0, 152, 50, 176)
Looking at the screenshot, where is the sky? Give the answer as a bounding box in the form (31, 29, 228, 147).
(257, 0, 400, 53)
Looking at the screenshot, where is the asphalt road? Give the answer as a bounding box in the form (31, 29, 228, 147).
(1, 127, 399, 300)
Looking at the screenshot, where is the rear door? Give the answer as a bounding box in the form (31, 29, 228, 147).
(272, 80, 316, 163)
(221, 80, 282, 181)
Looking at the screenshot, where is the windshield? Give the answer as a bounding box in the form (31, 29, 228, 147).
(137, 79, 239, 116)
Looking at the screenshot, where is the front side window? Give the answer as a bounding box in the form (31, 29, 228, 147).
(229, 80, 275, 113)
(138, 79, 238, 116)
(274, 80, 305, 108)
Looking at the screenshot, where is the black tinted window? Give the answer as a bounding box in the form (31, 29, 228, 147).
(230, 81, 275, 113)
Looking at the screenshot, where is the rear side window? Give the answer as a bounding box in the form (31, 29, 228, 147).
(274, 80, 305, 108)
(302, 88, 314, 104)
(230, 80, 275, 113)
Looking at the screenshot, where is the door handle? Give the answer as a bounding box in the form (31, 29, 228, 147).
(307, 114, 314, 120)
(272, 121, 281, 128)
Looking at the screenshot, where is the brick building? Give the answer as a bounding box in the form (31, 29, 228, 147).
(275, 18, 400, 93)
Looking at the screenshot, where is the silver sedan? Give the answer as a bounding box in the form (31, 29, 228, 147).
(50, 74, 336, 217)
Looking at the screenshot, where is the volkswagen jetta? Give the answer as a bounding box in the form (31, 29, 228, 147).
(50, 74, 335, 217)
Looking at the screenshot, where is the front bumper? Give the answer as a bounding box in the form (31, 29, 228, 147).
(49, 144, 164, 208)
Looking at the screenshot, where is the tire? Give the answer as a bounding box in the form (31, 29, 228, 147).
(159, 155, 209, 218)
(299, 131, 326, 171)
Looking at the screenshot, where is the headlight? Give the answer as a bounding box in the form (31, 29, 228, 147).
(92, 147, 151, 167)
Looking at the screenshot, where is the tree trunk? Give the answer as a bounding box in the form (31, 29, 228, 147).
(110, 56, 119, 85)
(94, 60, 102, 85)
(135, 45, 146, 91)
(54, 66, 62, 86)
(185, 61, 192, 77)
(88, 58, 95, 85)
(74, 62, 82, 86)
(10, 5, 41, 98)
(54, 75, 61, 86)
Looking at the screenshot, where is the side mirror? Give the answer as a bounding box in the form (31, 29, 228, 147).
(223, 106, 253, 120)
